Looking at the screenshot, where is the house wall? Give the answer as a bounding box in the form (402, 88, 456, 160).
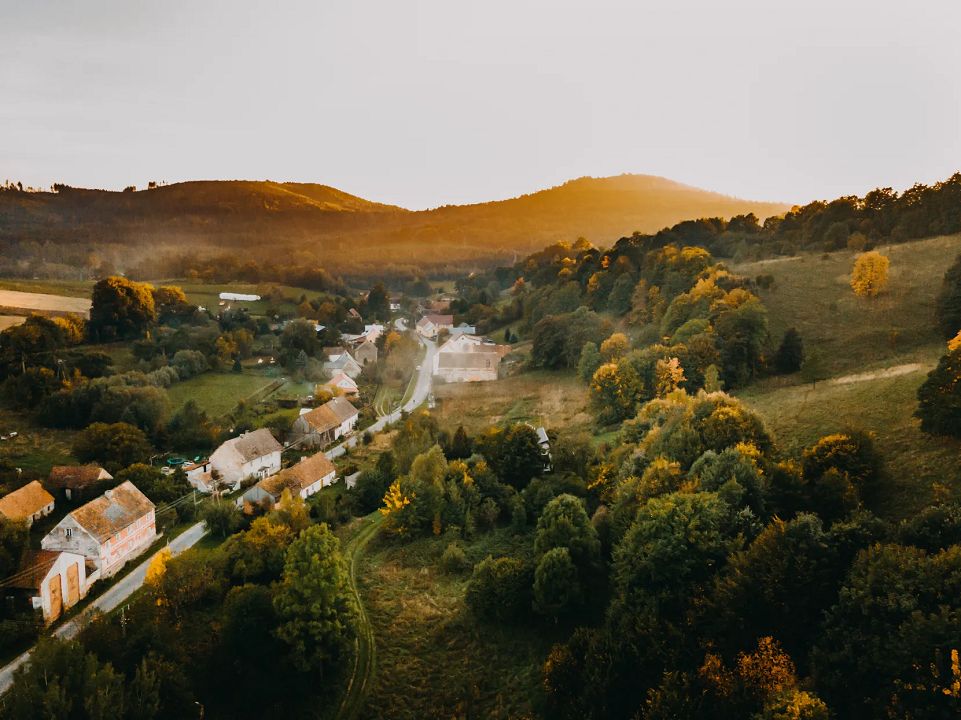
(100, 511, 157, 577)
(36, 552, 87, 622)
(436, 367, 498, 383)
(41, 516, 101, 562)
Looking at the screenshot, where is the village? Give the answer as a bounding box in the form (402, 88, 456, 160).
(0, 281, 520, 672)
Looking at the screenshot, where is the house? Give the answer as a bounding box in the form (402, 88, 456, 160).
(323, 348, 362, 379)
(416, 314, 454, 339)
(241, 452, 336, 513)
(432, 334, 510, 383)
(324, 371, 359, 396)
(0, 481, 55, 528)
(7, 549, 88, 623)
(353, 338, 378, 365)
(363, 324, 385, 343)
(450, 323, 477, 336)
(348, 308, 362, 321)
(208, 428, 283, 492)
(41, 481, 156, 579)
(47, 465, 113, 501)
(184, 460, 214, 493)
(289, 397, 359, 448)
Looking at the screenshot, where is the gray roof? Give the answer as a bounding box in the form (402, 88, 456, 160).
(229, 428, 282, 463)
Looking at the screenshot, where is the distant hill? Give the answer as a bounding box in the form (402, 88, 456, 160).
(0, 175, 788, 271)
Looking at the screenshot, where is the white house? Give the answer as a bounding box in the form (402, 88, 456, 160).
(219, 292, 261, 302)
(323, 348, 363, 379)
(416, 314, 454, 339)
(241, 452, 337, 513)
(433, 334, 510, 383)
(9, 549, 88, 623)
(208, 428, 283, 492)
(324, 371, 359, 396)
(42, 481, 156, 580)
(289, 397, 359, 448)
(0, 481, 55, 528)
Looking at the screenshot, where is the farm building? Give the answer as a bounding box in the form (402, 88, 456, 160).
(219, 292, 261, 302)
(7, 549, 88, 623)
(42, 481, 156, 579)
(47, 465, 113, 501)
(208, 429, 283, 492)
(290, 397, 359, 448)
(0, 481, 55, 528)
(432, 334, 510, 383)
(416, 314, 454, 339)
(353, 338, 378, 365)
(241, 452, 336, 513)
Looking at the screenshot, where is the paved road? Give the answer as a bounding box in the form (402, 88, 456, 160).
(327, 337, 435, 461)
(0, 521, 208, 693)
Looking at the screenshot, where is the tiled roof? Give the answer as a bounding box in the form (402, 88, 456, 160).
(70, 481, 154, 542)
(224, 429, 282, 463)
(300, 397, 358, 432)
(47, 465, 111, 490)
(260, 453, 336, 498)
(0, 481, 54, 521)
(8, 550, 61, 590)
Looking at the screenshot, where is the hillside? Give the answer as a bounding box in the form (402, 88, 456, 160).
(734, 234, 961, 519)
(0, 175, 788, 272)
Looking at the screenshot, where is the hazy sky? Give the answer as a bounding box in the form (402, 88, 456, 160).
(2, 0, 960, 209)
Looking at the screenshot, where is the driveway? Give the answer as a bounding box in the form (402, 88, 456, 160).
(0, 521, 208, 693)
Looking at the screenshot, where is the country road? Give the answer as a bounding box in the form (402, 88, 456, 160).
(0, 336, 434, 697)
(335, 513, 382, 720)
(0, 521, 208, 693)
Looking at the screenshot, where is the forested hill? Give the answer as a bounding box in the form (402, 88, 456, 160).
(0, 175, 787, 271)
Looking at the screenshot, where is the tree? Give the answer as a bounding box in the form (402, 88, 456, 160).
(773, 328, 804, 374)
(151, 285, 191, 324)
(164, 399, 217, 451)
(222, 516, 295, 583)
(916, 346, 961, 437)
(654, 357, 686, 396)
(0, 516, 29, 578)
(850, 251, 890, 298)
(600, 333, 630, 362)
(72, 422, 152, 472)
(202, 499, 242, 538)
(280, 319, 319, 365)
(577, 342, 603, 382)
(116, 463, 189, 504)
(364, 283, 390, 321)
(273, 524, 356, 675)
(937, 254, 961, 338)
(465, 555, 533, 623)
(535, 494, 601, 579)
(89, 276, 157, 341)
(475, 424, 544, 488)
(533, 547, 583, 619)
(447, 424, 473, 460)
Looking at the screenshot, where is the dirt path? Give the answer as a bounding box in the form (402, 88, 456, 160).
(335, 513, 381, 720)
(828, 363, 926, 386)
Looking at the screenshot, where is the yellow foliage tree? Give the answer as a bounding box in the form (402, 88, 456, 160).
(655, 357, 686, 396)
(145, 547, 172, 590)
(850, 250, 890, 298)
(380, 479, 413, 535)
(600, 332, 630, 361)
(948, 330, 961, 353)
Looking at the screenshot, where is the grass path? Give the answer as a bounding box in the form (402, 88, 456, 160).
(335, 513, 382, 720)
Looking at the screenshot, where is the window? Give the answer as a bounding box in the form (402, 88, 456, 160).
(65, 528, 72, 540)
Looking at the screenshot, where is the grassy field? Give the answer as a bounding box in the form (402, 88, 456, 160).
(357, 528, 553, 720)
(732, 234, 961, 520)
(0, 288, 91, 317)
(0, 408, 77, 475)
(0, 278, 94, 298)
(735, 234, 961, 378)
(431, 370, 592, 435)
(166, 372, 279, 417)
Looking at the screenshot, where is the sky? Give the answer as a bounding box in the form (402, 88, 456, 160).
(2, 0, 960, 210)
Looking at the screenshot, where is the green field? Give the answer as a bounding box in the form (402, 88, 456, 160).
(0, 408, 78, 476)
(357, 528, 553, 720)
(166, 372, 279, 417)
(732, 234, 961, 519)
(735, 234, 961, 378)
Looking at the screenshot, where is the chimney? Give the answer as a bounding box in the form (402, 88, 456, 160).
(104, 489, 113, 500)
(301, 456, 307, 463)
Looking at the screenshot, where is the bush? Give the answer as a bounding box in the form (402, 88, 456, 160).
(440, 542, 471, 574)
(465, 555, 533, 623)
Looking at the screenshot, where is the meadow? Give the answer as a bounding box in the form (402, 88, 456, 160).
(165, 371, 280, 417)
(733, 234, 961, 519)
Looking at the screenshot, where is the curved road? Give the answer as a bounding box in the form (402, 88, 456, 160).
(0, 336, 435, 697)
(0, 520, 208, 693)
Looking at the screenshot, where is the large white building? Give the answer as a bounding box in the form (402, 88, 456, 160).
(9, 549, 89, 623)
(42, 481, 156, 580)
(206, 428, 283, 492)
(432, 334, 509, 383)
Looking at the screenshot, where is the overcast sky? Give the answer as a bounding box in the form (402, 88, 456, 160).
(2, 0, 960, 209)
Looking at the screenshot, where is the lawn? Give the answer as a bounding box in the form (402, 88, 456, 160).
(166, 372, 279, 417)
(356, 527, 554, 720)
(0, 278, 94, 298)
(0, 408, 78, 476)
(431, 370, 592, 436)
(734, 234, 961, 378)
